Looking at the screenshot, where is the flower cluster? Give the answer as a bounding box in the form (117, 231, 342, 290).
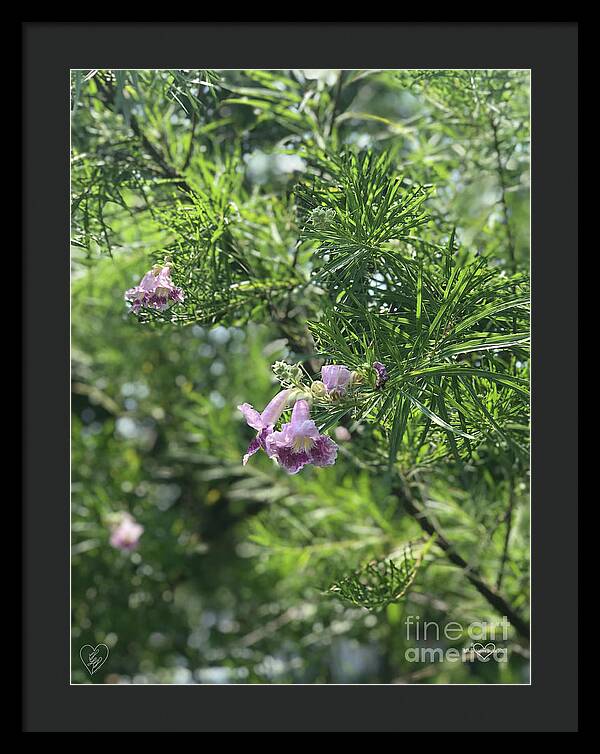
(238, 360, 387, 475)
(109, 512, 144, 552)
(239, 388, 338, 475)
(125, 264, 185, 314)
(239, 363, 343, 475)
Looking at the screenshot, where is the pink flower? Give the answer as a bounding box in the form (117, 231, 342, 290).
(265, 399, 338, 475)
(321, 365, 352, 397)
(109, 513, 144, 552)
(334, 426, 352, 443)
(125, 265, 185, 313)
(238, 389, 294, 466)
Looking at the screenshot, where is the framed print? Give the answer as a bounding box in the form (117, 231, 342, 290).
(22, 22, 578, 732)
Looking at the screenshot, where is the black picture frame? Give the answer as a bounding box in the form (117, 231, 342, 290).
(22, 21, 578, 732)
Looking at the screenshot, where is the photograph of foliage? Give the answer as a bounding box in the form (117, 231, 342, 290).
(71, 68, 530, 684)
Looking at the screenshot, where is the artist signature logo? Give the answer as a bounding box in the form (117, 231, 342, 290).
(80, 643, 110, 675)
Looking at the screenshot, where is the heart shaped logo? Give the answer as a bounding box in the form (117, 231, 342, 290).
(80, 643, 110, 675)
(472, 642, 496, 662)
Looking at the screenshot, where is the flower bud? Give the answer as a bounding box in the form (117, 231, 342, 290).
(272, 360, 304, 387)
(373, 361, 389, 389)
(310, 381, 328, 398)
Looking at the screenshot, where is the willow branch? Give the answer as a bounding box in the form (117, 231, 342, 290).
(489, 116, 517, 275)
(496, 483, 515, 591)
(393, 481, 529, 641)
(95, 76, 192, 195)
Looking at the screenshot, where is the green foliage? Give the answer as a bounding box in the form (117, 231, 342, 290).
(329, 543, 429, 611)
(71, 69, 530, 685)
(296, 150, 432, 286)
(292, 148, 529, 469)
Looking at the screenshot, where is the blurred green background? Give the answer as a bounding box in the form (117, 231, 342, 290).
(71, 69, 529, 684)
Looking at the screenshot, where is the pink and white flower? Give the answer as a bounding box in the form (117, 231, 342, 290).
(238, 388, 294, 466)
(265, 399, 338, 475)
(321, 365, 353, 397)
(125, 265, 185, 313)
(109, 513, 144, 552)
(334, 426, 352, 443)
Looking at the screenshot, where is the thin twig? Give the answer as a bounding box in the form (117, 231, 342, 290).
(489, 115, 517, 275)
(182, 78, 204, 171)
(96, 75, 192, 195)
(489, 112, 520, 573)
(496, 482, 515, 591)
(327, 70, 346, 137)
